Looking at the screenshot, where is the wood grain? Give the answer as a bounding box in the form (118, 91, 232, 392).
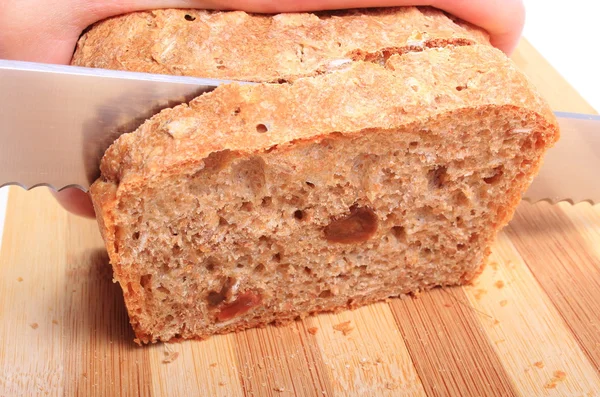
(506, 203, 600, 374)
(147, 334, 244, 396)
(389, 288, 518, 396)
(1, 38, 600, 397)
(232, 321, 333, 396)
(0, 189, 69, 396)
(307, 303, 426, 396)
(465, 232, 600, 395)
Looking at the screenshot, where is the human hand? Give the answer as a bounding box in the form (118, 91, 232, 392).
(0, 0, 525, 218)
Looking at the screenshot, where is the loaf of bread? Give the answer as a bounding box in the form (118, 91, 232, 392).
(73, 7, 559, 344)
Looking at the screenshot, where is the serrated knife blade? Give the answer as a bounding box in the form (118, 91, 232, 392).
(0, 59, 246, 191)
(523, 112, 600, 205)
(0, 60, 598, 204)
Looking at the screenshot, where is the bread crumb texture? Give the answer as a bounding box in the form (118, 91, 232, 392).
(74, 7, 559, 343)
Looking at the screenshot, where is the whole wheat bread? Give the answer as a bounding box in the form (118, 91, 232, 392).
(72, 7, 559, 344)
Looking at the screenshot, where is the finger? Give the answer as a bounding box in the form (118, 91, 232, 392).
(430, 0, 525, 55)
(0, 0, 90, 63)
(51, 188, 96, 218)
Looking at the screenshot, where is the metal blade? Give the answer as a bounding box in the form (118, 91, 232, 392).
(0, 60, 244, 191)
(523, 112, 600, 205)
(1, 59, 598, 204)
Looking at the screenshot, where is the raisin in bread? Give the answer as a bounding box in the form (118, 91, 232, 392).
(72, 8, 559, 344)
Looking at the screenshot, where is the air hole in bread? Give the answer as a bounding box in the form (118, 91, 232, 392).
(254, 263, 266, 273)
(534, 136, 546, 150)
(457, 244, 466, 251)
(294, 210, 305, 220)
(304, 267, 312, 275)
(233, 107, 241, 115)
(272, 253, 282, 262)
(319, 289, 333, 298)
(305, 181, 315, 188)
(204, 257, 218, 272)
(483, 166, 504, 185)
(208, 290, 225, 307)
(184, 14, 196, 21)
(391, 226, 407, 243)
(140, 274, 152, 290)
(456, 85, 467, 91)
(428, 166, 447, 189)
(261, 196, 272, 207)
(165, 315, 174, 322)
(256, 124, 268, 133)
(453, 190, 469, 206)
(132, 231, 140, 240)
(172, 244, 182, 255)
(409, 141, 419, 149)
(201, 149, 239, 173)
(240, 201, 254, 211)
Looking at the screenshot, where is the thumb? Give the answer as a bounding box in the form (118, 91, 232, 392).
(0, 1, 222, 64)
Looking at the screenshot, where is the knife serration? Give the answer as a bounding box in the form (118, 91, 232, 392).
(522, 112, 600, 205)
(0, 60, 246, 192)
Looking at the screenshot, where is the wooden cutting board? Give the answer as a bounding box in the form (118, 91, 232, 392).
(1, 39, 599, 397)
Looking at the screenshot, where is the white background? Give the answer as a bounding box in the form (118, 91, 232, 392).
(1, 1, 599, 249)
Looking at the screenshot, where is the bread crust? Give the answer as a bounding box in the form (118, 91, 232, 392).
(77, 8, 558, 344)
(95, 45, 555, 187)
(72, 7, 489, 82)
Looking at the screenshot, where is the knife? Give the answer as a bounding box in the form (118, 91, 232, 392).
(0, 59, 242, 191)
(1, 60, 598, 204)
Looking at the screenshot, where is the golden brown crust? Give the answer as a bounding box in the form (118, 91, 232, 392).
(96, 45, 556, 188)
(72, 7, 489, 82)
